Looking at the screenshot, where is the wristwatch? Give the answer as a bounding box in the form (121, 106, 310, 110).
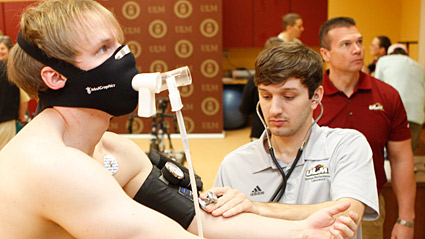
(396, 218, 414, 228)
(162, 161, 184, 185)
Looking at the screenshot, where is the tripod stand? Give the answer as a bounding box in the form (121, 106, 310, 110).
(128, 97, 186, 165)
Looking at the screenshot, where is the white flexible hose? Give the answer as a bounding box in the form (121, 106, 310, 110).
(175, 110, 204, 237)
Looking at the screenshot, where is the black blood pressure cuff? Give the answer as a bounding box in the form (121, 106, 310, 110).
(133, 166, 195, 229)
(148, 150, 203, 192)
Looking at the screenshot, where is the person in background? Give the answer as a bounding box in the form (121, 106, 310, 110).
(239, 37, 285, 140)
(0, 35, 30, 149)
(210, 42, 378, 239)
(0, 35, 30, 127)
(375, 43, 425, 152)
(264, 37, 285, 48)
(362, 35, 391, 75)
(0, 60, 20, 149)
(277, 13, 304, 43)
(1, 0, 359, 238)
(317, 17, 416, 239)
(0, 36, 14, 61)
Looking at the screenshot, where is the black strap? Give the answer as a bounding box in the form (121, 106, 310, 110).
(16, 30, 83, 77)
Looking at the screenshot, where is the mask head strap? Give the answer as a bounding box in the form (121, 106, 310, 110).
(16, 30, 83, 77)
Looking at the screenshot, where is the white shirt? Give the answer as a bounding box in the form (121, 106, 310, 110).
(277, 32, 302, 44)
(375, 54, 425, 125)
(215, 125, 379, 222)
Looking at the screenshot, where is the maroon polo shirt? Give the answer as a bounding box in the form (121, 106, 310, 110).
(313, 71, 411, 193)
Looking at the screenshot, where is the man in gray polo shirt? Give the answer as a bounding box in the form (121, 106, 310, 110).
(203, 43, 379, 239)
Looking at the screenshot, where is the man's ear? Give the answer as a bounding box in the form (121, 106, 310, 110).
(40, 66, 67, 90)
(320, 47, 330, 62)
(311, 86, 324, 110)
(313, 86, 324, 102)
(379, 47, 386, 56)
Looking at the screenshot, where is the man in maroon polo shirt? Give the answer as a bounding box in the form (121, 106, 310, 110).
(315, 17, 416, 239)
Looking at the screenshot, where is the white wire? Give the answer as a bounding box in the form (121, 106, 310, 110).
(175, 110, 204, 237)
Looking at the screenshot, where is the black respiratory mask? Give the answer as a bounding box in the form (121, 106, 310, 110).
(17, 31, 139, 117)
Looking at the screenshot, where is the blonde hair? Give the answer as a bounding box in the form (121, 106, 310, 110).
(7, 0, 124, 98)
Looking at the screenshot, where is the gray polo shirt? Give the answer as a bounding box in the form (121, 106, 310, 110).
(215, 124, 379, 222)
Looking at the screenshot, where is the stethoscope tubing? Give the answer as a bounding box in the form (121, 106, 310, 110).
(255, 99, 323, 202)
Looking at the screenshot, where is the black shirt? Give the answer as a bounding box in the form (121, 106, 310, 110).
(0, 61, 20, 123)
(239, 76, 264, 138)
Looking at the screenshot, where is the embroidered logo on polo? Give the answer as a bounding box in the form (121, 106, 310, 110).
(369, 102, 384, 111)
(250, 185, 265, 196)
(305, 164, 330, 182)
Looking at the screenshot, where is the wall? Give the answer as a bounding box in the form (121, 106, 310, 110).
(4, 1, 420, 73)
(99, 0, 223, 134)
(419, 0, 425, 68)
(224, 0, 422, 72)
(0, 0, 224, 134)
(328, 0, 421, 64)
(401, 0, 420, 61)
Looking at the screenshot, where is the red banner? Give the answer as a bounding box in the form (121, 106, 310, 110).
(98, 0, 223, 134)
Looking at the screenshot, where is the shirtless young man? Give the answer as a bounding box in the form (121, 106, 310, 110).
(0, 0, 358, 238)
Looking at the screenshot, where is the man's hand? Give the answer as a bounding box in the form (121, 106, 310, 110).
(200, 187, 259, 217)
(303, 202, 359, 239)
(391, 223, 414, 239)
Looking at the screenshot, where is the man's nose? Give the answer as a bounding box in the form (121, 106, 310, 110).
(353, 44, 362, 54)
(269, 98, 284, 115)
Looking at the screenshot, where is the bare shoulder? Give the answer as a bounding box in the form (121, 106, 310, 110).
(102, 131, 146, 156)
(100, 131, 151, 167)
(98, 131, 152, 196)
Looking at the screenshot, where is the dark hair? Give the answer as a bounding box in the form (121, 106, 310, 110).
(264, 37, 284, 48)
(0, 35, 13, 50)
(390, 47, 408, 56)
(282, 13, 301, 31)
(254, 42, 323, 98)
(376, 36, 391, 53)
(319, 17, 356, 50)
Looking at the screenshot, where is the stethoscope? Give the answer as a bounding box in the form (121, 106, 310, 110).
(256, 99, 323, 202)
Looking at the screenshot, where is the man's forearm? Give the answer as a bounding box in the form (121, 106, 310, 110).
(254, 198, 365, 223)
(191, 203, 359, 239)
(387, 139, 417, 222)
(255, 201, 334, 220)
(390, 159, 416, 221)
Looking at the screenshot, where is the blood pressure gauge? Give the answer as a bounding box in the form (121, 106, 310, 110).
(162, 161, 184, 184)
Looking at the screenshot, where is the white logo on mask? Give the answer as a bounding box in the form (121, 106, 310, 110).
(86, 84, 116, 94)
